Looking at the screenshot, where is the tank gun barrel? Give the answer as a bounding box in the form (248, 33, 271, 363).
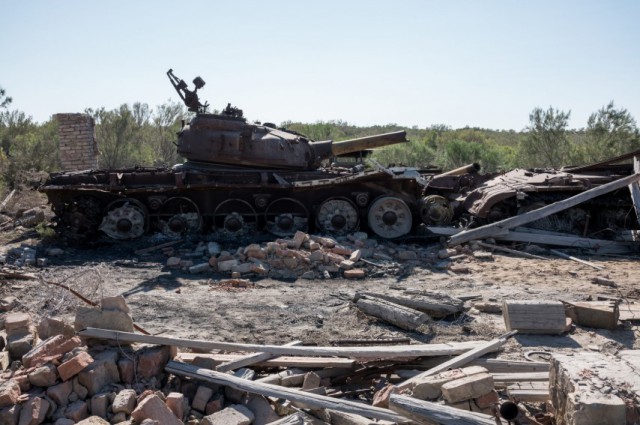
(313, 131, 407, 158)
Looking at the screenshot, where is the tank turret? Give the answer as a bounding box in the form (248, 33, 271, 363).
(168, 69, 407, 170)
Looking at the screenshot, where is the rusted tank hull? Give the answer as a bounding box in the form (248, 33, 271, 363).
(41, 165, 426, 241)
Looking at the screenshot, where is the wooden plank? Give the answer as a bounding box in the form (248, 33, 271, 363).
(497, 231, 636, 254)
(0, 189, 16, 212)
(79, 327, 490, 359)
(134, 240, 182, 255)
(356, 296, 431, 331)
(165, 361, 405, 422)
(474, 241, 547, 260)
(506, 381, 549, 402)
(216, 340, 302, 372)
(549, 249, 604, 270)
(492, 372, 549, 385)
(388, 394, 496, 425)
(630, 156, 640, 227)
(397, 331, 517, 391)
(178, 353, 355, 369)
(448, 172, 640, 246)
(431, 226, 636, 254)
(503, 301, 566, 334)
(469, 358, 549, 373)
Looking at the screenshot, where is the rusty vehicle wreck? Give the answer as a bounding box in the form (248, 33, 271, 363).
(39, 70, 639, 242)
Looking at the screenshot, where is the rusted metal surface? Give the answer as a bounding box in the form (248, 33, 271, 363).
(38, 69, 639, 242)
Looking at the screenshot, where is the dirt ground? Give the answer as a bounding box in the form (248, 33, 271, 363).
(1, 192, 639, 365)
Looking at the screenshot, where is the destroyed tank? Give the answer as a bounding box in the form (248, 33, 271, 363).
(40, 70, 436, 241)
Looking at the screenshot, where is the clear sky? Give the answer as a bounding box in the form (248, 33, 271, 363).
(1, 0, 639, 130)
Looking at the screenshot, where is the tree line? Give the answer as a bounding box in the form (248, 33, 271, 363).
(0, 84, 639, 195)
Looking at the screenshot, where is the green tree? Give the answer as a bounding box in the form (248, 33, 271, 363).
(583, 101, 640, 161)
(520, 106, 571, 168)
(151, 100, 186, 166)
(0, 86, 11, 109)
(0, 110, 36, 156)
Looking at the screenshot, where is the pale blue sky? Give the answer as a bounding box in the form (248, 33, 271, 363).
(1, 0, 638, 130)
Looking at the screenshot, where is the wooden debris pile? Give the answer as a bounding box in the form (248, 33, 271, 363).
(1, 291, 640, 424)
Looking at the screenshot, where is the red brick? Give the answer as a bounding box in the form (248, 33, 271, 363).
(0, 380, 20, 408)
(23, 335, 82, 368)
(130, 395, 182, 425)
(57, 351, 94, 381)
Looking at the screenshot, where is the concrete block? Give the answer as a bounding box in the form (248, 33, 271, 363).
(165, 392, 185, 420)
(137, 346, 170, 379)
(77, 350, 119, 396)
(64, 400, 88, 422)
(28, 363, 58, 387)
(130, 394, 182, 425)
(37, 317, 75, 340)
(0, 405, 20, 425)
(74, 306, 134, 333)
(441, 372, 494, 403)
(550, 352, 637, 425)
(191, 386, 214, 412)
(411, 366, 488, 400)
(46, 381, 72, 407)
(111, 389, 136, 415)
(0, 380, 21, 408)
(19, 397, 49, 425)
(75, 417, 109, 425)
(89, 393, 109, 418)
(201, 404, 254, 425)
(4, 313, 32, 336)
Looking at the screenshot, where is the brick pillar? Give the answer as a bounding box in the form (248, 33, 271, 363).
(55, 113, 99, 170)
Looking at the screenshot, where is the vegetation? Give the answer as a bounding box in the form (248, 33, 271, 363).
(0, 81, 638, 195)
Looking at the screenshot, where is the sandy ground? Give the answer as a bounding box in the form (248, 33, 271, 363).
(1, 211, 638, 364)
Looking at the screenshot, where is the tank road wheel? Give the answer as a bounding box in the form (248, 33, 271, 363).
(156, 197, 202, 237)
(265, 198, 309, 237)
(316, 198, 359, 236)
(213, 199, 257, 237)
(60, 196, 102, 238)
(367, 196, 412, 239)
(419, 195, 453, 226)
(99, 199, 148, 240)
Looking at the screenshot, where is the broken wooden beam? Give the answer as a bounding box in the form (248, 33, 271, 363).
(388, 393, 496, 425)
(474, 241, 547, 260)
(0, 189, 16, 212)
(215, 340, 303, 372)
(506, 381, 549, 402)
(79, 327, 491, 359)
(629, 156, 640, 227)
(355, 290, 464, 318)
(165, 361, 406, 422)
(397, 331, 517, 391)
(134, 239, 183, 255)
(177, 353, 355, 370)
(355, 295, 430, 331)
(549, 249, 604, 270)
(448, 172, 640, 246)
